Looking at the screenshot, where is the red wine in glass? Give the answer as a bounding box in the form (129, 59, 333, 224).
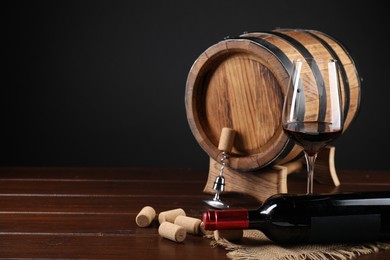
(282, 58, 344, 194)
(283, 121, 342, 156)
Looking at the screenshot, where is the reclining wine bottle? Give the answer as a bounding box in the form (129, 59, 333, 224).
(202, 191, 390, 244)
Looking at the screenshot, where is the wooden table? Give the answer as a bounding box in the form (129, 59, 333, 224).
(0, 167, 389, 259)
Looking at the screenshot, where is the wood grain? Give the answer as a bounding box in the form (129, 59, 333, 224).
(1, 167, 389, 259)
(185, 29, 361, 172)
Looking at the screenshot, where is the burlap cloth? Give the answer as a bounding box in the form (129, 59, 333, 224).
(208, 230, 390, 260)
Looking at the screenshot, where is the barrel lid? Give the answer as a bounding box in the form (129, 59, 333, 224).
(185, 38, 296, 171)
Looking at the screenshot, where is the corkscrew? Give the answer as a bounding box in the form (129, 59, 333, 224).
(203, 127, 236, 209)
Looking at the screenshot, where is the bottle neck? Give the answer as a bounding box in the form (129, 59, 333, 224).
(202, 209, 267, 230)
(248, 210, 267, 228)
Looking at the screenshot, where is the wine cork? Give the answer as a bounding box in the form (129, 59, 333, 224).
(158, 208, 186, 224)
(135, 206, 156, 227)
(158, 222, 187, 242)
(174, 215, 202, 234)
(200, 221, 214, 236)
(218, 127, 236, 152)
(214, 229, 243, 242)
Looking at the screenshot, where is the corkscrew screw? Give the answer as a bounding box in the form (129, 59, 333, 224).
(203, 127, 236, 209)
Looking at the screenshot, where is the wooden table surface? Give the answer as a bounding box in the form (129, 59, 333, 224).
(1, 167, 390, 259)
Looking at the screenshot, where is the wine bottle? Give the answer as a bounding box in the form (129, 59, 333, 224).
(202, 191, 390, 244)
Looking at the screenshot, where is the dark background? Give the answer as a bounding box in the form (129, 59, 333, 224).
(1, 0, 389, 170)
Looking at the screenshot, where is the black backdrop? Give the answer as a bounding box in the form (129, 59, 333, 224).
(2, 0, 389, 170)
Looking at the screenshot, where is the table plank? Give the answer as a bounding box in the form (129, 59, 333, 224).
(1, 213, 142, 234)
(1, 167, 389, 259)
(0, 179, 207, 196)
(0, 234, 227, 260)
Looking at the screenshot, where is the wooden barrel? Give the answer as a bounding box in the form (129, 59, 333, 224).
(185, 28, 361, 171)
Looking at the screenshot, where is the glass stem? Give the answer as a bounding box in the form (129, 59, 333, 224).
(304, 152, 318, 195)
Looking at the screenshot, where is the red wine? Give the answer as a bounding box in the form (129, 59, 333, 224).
(203, 191, 390, 244)
(283, 122, 342, 155)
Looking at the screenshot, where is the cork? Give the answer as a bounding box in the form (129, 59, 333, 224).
(135, 206, 156, 227)
(174, 215, 202, 234)
(158, 222, 187, 242)
(158, 208, 186, 224)
(218, 127, 236, 152)
(214, 229, 243, 241)
(199, 221, 214, 236)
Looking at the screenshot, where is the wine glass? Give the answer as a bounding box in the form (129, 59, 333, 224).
(282, 58, 344, 194)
